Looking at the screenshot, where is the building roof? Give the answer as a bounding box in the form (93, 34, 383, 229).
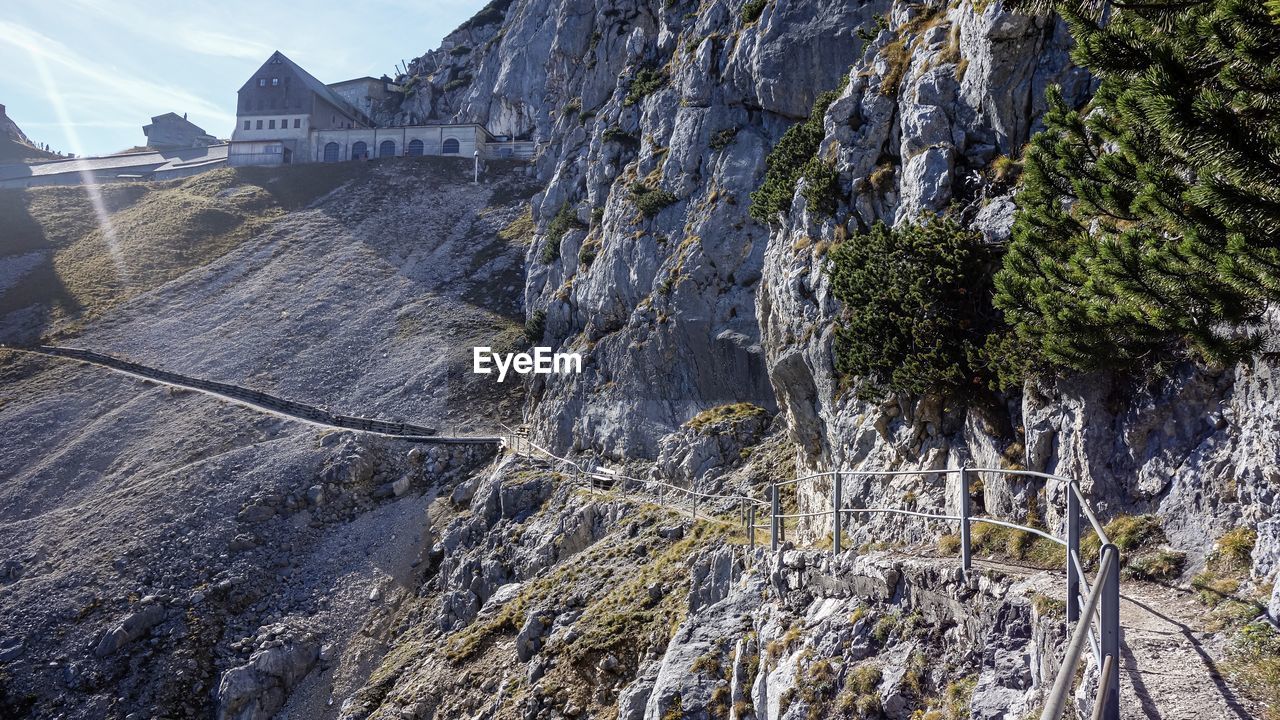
(0, 144, 228, 183)
(241, 51, 364, 122)
(147, 112, 205, 131)
(328, 76, 384, 88)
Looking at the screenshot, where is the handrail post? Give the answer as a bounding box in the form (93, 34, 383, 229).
(693, 493, 698, 521)
(959, 466, 972, 573)
(1099, 544, 1121, 720)
(832, 471, 843, 557)
(770, 482, 780, 552)
(1067, 484, 1082, 623)
(749, 505, 756, 551)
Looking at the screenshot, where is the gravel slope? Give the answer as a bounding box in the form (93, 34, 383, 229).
(0, 157, 536, 719)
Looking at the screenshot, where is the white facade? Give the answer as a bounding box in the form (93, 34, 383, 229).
(311, 125, 487, 162)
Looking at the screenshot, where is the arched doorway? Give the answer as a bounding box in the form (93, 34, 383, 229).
(352, 141, 368, 160)
(379, 140, 396, 158)
(407, 139, 424, 157)
(323, 142, 340, 162)
(442, 138, 460, 154)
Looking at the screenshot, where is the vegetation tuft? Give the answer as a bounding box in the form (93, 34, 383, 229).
(624, 66, 668, 106)
(684, 402, 770, 434)
(749, 79, 846, 222)
(630, 182, 678, 217)
(741, 0, 768, 24)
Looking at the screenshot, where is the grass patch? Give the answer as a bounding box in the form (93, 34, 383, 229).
(940, 676, 976, 719)
(1079, 514, 1165, 565)
(1226, 622, 1280, 717)
(969, 521, 1064, 568)
(1125, 549, 1186, 581)
(1032, 593, 1067, 618)
(684, 402, 769, 434)
(836, 664, 882, 716)
(0, 163, 370, 335)
(498, 207, 535, 244)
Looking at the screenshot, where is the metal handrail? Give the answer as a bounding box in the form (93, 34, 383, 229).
(1041, 545, 1121, 720)
(781, 466, 1111, 547)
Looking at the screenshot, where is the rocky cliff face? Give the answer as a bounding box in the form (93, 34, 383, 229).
(390, 0, 1280, 593)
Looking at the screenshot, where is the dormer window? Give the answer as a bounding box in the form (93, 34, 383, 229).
(258, 78, 266, 87)
(271, 78, 279, 86)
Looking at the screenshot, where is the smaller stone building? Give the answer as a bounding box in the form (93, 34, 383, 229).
(143, 113, 218, 149)
(328, 77, 394, 118)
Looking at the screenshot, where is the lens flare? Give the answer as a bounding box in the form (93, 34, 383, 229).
(27, 46, 128, 285)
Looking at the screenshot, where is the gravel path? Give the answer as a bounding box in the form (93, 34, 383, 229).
(963, 558, 1261, 720)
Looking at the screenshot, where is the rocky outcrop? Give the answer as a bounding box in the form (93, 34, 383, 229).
(632, 549, 1064, 720)
(92, 602, 167, 658)
(215, 637, 320, 720)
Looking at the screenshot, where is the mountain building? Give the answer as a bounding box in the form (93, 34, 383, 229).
(228, 51, 530, 166)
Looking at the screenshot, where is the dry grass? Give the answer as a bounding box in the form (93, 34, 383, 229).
(1226, 622, 1280, 718)
(498, 206, 535, 245)
(0, 162, 371, 337)
(684, 402, 770, 434)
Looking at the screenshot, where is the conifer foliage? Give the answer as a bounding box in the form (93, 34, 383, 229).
(828, 218, 996, 398)
(996, 0, 1280, 370)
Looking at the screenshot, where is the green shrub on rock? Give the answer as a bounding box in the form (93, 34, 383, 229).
(749, 80, 846, 223)
(624, 66, 667, 106)
(630, 183, 678, 217)
(826, 217, 997, 398)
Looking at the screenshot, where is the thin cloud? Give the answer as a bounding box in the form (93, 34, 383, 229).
(177, 28, 279, 61)
(0, 20, 234, 127)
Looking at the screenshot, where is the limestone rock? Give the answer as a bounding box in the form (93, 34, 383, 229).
(215, 641, 319, 720)
(93, 604, 167, 658)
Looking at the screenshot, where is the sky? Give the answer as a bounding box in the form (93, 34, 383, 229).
(0, 0, 488, 157)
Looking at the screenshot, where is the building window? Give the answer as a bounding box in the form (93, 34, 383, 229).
(323, 142, 340, 162)
(258, 78, 266, 87)
(294, 118, 301, 128)
(271, 78, 279, 86)
(378, 139, 396, 158)
(407, 139, 424, 157)
(244, 120, 250, 130)
(269, 119, 275, 129)
(352, 141, 368, 160)
(281, 118, 287, 128)
(443, 138, 460, 154)
(256, 120, 263, 129)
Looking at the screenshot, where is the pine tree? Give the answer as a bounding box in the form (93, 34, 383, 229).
(996, 0, 1280, 370)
